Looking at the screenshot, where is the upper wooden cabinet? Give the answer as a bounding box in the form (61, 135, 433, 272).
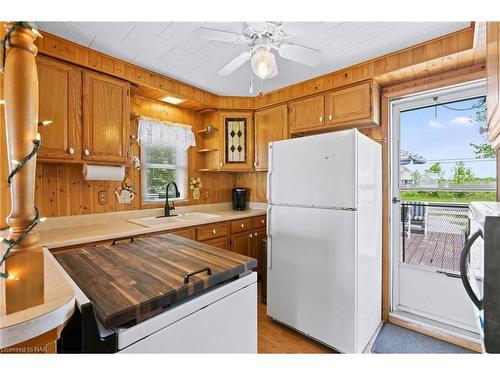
(254, 105, 288, 171)
(289, 95, 325, 133)
(37, 56, 82, 161)
(82, 71, 130, 164)
(219, 112, 254, 171)
(487, 22, 500, 147)
(290, 80, 380, 134)
(325, 81, 378, 127)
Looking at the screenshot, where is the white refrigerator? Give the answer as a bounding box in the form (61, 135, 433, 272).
(266, 129, 382, 353)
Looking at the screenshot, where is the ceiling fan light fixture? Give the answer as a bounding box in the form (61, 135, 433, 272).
(251, 47, 277, 80)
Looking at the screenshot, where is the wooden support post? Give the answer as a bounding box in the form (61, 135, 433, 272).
(2, 22, 44, 314)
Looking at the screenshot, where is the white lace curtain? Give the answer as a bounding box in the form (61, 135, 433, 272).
(138, 116, 196, 149)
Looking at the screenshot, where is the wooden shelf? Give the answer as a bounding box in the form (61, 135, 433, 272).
(197, 148, 219, 153)
(197, 127, 218, 136)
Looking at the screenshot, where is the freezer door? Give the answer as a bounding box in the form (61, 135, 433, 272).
(267, 205, 357, 353)
(268, 130, 357, 208)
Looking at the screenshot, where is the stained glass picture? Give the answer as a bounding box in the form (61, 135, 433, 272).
(225, 118, 247, 163)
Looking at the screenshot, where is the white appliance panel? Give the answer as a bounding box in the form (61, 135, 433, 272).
(268, 130, 357, 209)
(119, 279, 257, 353)
(267, 205, 357, 353)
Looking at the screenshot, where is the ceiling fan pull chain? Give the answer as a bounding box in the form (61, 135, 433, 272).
(249, 65, 254, 94)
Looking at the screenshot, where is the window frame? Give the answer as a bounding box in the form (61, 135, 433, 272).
(140, 143, 189, 205)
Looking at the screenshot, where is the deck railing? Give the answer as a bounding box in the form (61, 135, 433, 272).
(400, 202, 469, 272)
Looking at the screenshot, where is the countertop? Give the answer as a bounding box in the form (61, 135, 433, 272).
(16, 203, 267, 249)
(54, 234, 257, 328)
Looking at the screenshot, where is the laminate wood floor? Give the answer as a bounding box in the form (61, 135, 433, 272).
(257, 284, 336, 354)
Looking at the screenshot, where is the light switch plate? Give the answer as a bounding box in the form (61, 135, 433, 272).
(98, 190, 107, 205)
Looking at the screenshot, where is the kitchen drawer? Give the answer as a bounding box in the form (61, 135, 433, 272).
(170, 228, 195, 240)
(230, 218, 253, 234)
(253, 216, 266, 230)
(202, 236, 229, 250)
(197, 222, 228, 241)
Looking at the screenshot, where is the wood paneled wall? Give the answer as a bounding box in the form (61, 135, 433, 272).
(234, 172, 267, 203)
(1, 96, 237, 227)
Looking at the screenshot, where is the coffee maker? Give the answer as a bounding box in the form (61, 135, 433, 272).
(232, 188, 247, 211)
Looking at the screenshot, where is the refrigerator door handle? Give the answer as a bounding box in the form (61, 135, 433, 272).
(267, 205, 272, 269)
(267, 234, 272, 269)
(459, 229, 484, 310)
(267, 143, 273, 203)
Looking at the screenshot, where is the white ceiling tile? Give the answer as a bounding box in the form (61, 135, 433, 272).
(202, 22, 247, 34)
(38, 22, 96, 46)
(161, 47, 207, 72)
(38, 21, 470, 97)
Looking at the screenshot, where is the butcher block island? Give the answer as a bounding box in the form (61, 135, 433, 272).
(52, 234, 258, 353)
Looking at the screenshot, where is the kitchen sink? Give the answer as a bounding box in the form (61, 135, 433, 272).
(128, 212, 221, 228)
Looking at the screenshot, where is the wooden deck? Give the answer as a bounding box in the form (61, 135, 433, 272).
(402, 231, 466, 272)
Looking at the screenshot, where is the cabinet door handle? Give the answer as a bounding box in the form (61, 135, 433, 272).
(212, 229, 216, 235)
(83, 148, 90, 156)
(319, 116, 323, 122)
(328, 114, 333, 121)
(219, 162, 223, 167)
(254, 232, 258, 236)
(241, 223, 245, 228)
(261, 219, 265, 224)
(249, 234, 253, 238)
(68, 147, 75, 155)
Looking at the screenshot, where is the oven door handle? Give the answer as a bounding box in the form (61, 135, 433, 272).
(459, 229, 484, 310)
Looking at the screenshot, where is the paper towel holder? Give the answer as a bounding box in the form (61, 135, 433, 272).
(82, 163, 126, 181)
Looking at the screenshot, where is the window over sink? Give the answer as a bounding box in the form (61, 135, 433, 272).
(138, 117, 196, 204)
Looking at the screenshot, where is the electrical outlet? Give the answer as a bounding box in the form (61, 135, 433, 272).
(98, 190, 108, 205)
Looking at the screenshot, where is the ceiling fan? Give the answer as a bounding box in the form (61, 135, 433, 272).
(194, 22, 323, 84)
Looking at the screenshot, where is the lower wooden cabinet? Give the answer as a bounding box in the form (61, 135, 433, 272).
(170, 228, 195, 240)
(202, 236, 230, 250)
(196, 222, 228, 241)
(230, 230, 254, 257)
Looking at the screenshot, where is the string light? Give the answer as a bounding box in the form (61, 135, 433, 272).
(38, 120, 52, 127)
(0, 22, 47, 280)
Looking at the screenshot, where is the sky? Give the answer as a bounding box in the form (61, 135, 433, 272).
(400, 97, 496, 180)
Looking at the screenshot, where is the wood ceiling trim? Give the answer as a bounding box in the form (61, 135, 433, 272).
(34, 24, 477, 111)
(254, 25, 476, 108)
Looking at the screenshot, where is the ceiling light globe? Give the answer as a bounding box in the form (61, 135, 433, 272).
(251, 47, 277, 80)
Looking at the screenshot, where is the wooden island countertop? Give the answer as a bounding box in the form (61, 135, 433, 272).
(54, 234, 257, 329)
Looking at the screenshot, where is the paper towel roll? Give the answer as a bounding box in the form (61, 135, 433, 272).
(83, 164, 125, 181)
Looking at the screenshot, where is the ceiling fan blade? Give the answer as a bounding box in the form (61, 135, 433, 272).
(278, 43, 323, 67)
(218, 51, 251, 76)
(194, 27, 243, 43)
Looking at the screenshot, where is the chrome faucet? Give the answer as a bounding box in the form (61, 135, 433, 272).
(164, 181, 180, 217)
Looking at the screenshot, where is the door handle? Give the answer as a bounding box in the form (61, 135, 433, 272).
(459, 229, 484, 310)
(267, 234, 272, 270)
(436, 270, 461, 279)
(392, 197, 401, 204)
